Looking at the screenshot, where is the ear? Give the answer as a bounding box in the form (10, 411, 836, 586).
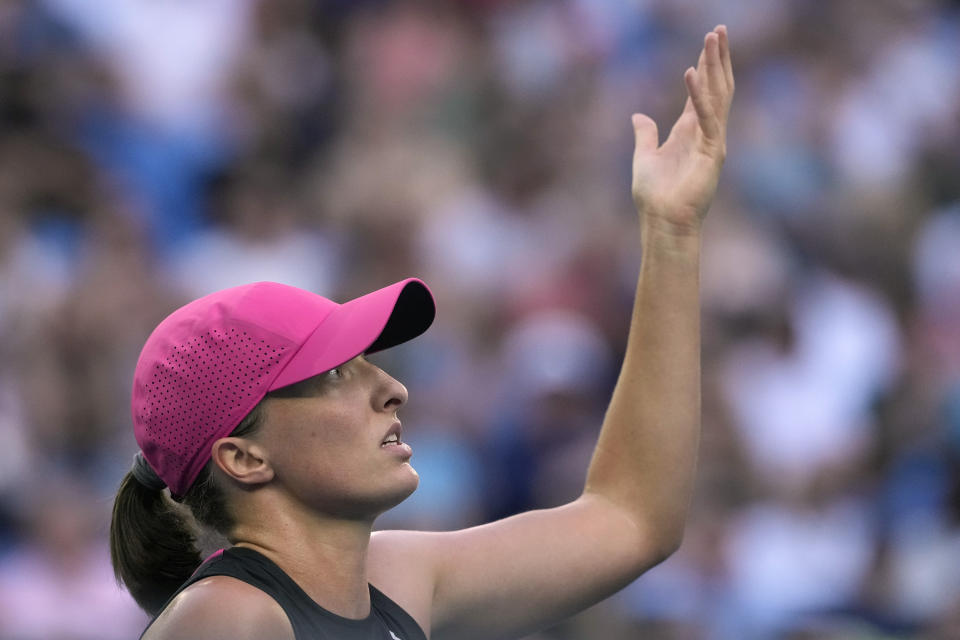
(210, 437, 275, 487)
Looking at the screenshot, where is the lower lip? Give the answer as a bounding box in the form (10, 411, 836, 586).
(381, 442, 413, 459)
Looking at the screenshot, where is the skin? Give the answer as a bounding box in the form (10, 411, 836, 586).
(144, 25, 734, 640)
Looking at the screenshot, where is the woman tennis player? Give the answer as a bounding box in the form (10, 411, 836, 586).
(110, 26, 733, 640)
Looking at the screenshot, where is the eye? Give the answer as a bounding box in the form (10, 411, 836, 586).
(325, 367, 344, 379)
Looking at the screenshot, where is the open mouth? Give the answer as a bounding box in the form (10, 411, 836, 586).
(380, 420, 405, 449)
(381, 434, 402, 447)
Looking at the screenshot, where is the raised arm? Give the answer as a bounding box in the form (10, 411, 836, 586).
(584, 21, 734, 555)
(370, 26, 734, 640)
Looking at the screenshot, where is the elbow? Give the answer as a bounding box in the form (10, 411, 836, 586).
(577, 492, 687, 575)
(633, 517, 687, 571)
(654, 527, 685, 563)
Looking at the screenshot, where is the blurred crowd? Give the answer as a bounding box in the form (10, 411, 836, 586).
(0, 0, 958, 638)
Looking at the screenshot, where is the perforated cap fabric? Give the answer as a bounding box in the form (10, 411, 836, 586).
(132, 278, 435, 497)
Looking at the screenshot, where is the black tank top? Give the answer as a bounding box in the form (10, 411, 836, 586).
(141, 546, 427, 640)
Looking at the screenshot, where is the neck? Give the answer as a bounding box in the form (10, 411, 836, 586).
(231, 501, 376, 620)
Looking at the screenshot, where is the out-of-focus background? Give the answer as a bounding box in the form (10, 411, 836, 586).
(0, 0, 958, 638)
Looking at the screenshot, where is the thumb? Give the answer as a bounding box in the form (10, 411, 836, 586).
(632, 113, 659, 152)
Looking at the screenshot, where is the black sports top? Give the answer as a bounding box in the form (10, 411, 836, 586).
(141, 546, 427, 640)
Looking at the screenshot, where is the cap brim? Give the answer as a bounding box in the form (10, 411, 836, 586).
(268, 278, 435, 390)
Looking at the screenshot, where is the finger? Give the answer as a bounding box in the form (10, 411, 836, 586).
(684, 67, 719, 141)
(696, 34, 711, 105)
(632, 113, 659, 152)
(704, 32, 725, 101)
(716, 25, 734, 93)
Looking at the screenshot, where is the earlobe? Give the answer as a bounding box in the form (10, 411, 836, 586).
(210, 437, 275, 487)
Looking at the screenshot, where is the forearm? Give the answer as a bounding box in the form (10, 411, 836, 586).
(583, 218, 702, 555)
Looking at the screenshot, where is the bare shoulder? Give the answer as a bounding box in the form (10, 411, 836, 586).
(369, 529, 443, 637)
(142, 576, 293, 640)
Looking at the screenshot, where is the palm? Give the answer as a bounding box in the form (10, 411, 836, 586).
(631, 26, 734, 233)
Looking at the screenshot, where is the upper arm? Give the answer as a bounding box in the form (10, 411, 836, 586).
(142, 576, 294, 640)
(370, 493, 669, 640)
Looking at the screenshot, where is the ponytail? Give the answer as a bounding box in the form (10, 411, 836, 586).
(109, 473, 202, 616)
(110, 401, 266, 616)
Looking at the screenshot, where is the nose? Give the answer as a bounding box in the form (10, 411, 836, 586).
(373, 366, 408, 413)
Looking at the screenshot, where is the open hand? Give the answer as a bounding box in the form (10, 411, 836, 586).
(631, 25, 734, 235)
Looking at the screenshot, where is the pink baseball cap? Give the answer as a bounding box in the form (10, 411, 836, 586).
(132, 278, 435, 497)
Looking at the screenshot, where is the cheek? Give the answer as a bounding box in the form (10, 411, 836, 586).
(283, 410, 373, 476)
(274, 400, 356, 446)
(264, 406, 349, 471)
(291, 419, 362, 472)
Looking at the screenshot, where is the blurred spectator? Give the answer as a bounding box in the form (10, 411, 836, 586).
(483, 310, 614, 519)
(0, 477, 149, 638)
(41, 0, 254, 137)
(166, 162, 344, 298)
(720, 272, 901, 490)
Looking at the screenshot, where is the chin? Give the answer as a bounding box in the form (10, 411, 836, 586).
(353, 464, 420, 519)
(383, 464, 420, 509)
